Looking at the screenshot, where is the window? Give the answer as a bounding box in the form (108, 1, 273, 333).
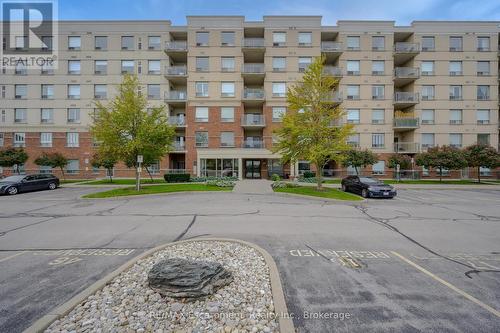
(68, 36, 81, 50)
(298, 32, 312, 46)
(477, 36, 490, 51)
(421, 109, 435, 124)
(221, 82, 235, 97)
(94, 84, 107, 99)
(0, 133, 3, 146)
(421, 36, 435, 51)
(67, 108, 80, 123)
(220, 107, 234, 122)
(68, 60, 81, 75)
(41, 62, 54, 75)
(148, 36, 161, 50)
(449, 109, 462, 124)
(372, 61, 384, 75)
(15, 35, 26, 49)
(41, 108, 53, 123)
(196, 32, 209, 46)
(449, 85, 462, 100)
(148, 60, 161, 74)
(195, 57, 209, 71)
(68, 85, 80, 99)
(477, 134, 490, 145)
(372, 85, 384, 100)
(121, 36, 134, 50)
(15, 62, 27, 75)
(121, 60, 134, 74)
(421, 133, 435, 148)
(372, 36, 385, 50)
(147, 84, 160, 99)
(476, 109, 490, 124)
(449, 61, 462, 75)
(449, 133, 462, 148)
(195, 107, 209, 122)
(346, 60, 360, 75)
(95, 36, 107, 50)
(477, 61, 490, 76)
(479, 166, 491, 176)
(273, 32, 286, 46)
(347, 134, 360, 147)
(41, 36, 53, 50)
(200, 158, 239, 178)
(221, 32, 235, 46)
(272, 107, 286, 122)
(67, 133, 79, 147)
(272, 57, 286, 71)
(371, 109, 384, 124)
(372, 161, 385, 175)
(41, 85, 54, 99)
(346, 36, 360, 50)
(15, 85, 27, 99)
(421, 61, 434, 75)
(449, 36, 462, 51)
(195, 132, 209, 147)
(40, 132, 52, 147)
(272, 82, 286, 97)
(298, 57, 312, 72)
(347, 109, 360, 124)
(13, 133, 26, 147)
(221, 57, 235, 71)
(421, 85, 435, 100)
(14, 108, 27, 123)
(95, 60, 107, 74)
(346, 85, 360, 99)
(66, 160, 80, 174)
(195, 82, 209, 97)
(220, 132, 235, 147)
(477, 86, 490, 100)
(372, 133, 385, 148)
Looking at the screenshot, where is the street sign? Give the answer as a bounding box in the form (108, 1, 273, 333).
(137, 155, 143, 163)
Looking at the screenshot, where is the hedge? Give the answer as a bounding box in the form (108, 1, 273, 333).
(164, 173, 191, 183)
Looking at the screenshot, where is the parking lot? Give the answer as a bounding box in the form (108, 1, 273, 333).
(1, 186, 499, 332)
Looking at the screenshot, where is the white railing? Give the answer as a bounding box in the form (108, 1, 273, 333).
(321, 41, 343, 52)
(165, 41, 187, 51)
(241, 114, 265, 126)
(323, 66, 343, 76)
(394, 92, 419, 103)
(394, 142, 420, 153)
(165, 91, 187, 101)
(242, 38, 265, 48)
(242, 63, 265, 73)
(243, 88, 265, 99)
(394, 42, 420, 53)
(168, 116, 186, 126)
(242, 139, 264, 148)
(166, 65, 187, 76)
(394, 67, 419, 78)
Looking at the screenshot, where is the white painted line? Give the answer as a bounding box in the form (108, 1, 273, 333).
(391, 251, 500, 318)
(0, 251, 25, 263)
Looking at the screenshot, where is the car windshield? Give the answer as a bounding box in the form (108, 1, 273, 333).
(1, 176, 25, 182)
(359, 177, 381, 184)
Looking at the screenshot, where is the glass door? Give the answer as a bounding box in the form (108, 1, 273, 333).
(245, 160, 261, 179)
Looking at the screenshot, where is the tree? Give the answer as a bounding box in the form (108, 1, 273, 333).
(272, 56, 354, 190)
(342, 149, 378, 175)
(387, 154, 412, 170)
(34, 152, 68, 179)
(463, 144, 500, 183)
(0, 148, 28, 174)
(415, 145, 467, 182)
(91, 152, 117, 182)
(91, 75, 175, 190)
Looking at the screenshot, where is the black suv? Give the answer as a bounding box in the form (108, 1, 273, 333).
(0, 174, 60, 195)
(341, 176, 396, 198)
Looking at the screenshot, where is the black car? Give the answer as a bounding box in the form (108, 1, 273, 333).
(341, 176, 396, 198)
(0, 174, 60, 195)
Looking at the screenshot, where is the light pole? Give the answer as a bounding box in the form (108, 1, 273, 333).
(136, 154, 143, 191)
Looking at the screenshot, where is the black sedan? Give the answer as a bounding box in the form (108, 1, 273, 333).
(341, 176, 396, 198)
(0, 174, 59, 195)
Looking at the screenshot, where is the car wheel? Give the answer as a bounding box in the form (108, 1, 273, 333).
(48, 182, 57, 190)
(341, 184, 347, 192)
(361, 189, 369, 198)
(7, 186, 18, 195)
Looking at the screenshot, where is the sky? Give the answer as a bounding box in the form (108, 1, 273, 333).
(57, 0, 500, 25)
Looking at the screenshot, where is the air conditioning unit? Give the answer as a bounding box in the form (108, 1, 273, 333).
(450, 120, 462, 125)
(477, 120, 489, 124)
(148, 46, 155, 50)
(95, 46, 101, 50)
(122, 46, 128, 50)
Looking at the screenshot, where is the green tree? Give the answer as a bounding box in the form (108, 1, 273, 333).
(463, 144, 500, 183)
(415, 146, 467, 182)
(0, 148, 28, 174)
(34, 152, 68, 179)
(273, 56, 354, 189)
(342, 149, 378, 175)
(91, 75, 175, 190)
(91, 152, 117, 182)
(387, 154, 412, 170)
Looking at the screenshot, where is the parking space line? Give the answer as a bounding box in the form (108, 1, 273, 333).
(391, 251, 500, 318)
(0, 251, 25, 263)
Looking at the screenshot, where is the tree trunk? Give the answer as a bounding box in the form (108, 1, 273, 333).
(108, 168, 113, 182)
(15, 165, 20, 175)
(317, 166, 323, 190)
(60, 167, 66, 180)
(477, 166, 481, 183)
(439, 167, 442, 182)
(145, 166, 154, 181)
(355, 166, 359, 175)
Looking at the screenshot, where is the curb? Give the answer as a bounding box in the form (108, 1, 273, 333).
(80, 189, 233, 200)
(24, 238, 294, 333)
(274, 191, 366, 203)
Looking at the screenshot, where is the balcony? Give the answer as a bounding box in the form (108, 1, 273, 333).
(393, 42, 420, 65)
(242, 139, 264, 149)
(242, 88, 265, 105)
(172, 142, 186, 152)
(164, 65, 187, 83)
(394, 142, 420, 154)
(321, 41, 342, 52)
(323, 66, 343, 77)
(242, 63, 265, 84)
(393, 117, 420, 131)
(393, 92, 419, 108)
(322, 91, 343, 104)
(242, 38, 265, 56)
(168, 116, 186, 127)
(394, 67, 419, 87)
(241, 114, 265, 128)
(164, 41, 187, 61)
(164, 90, 187, 105)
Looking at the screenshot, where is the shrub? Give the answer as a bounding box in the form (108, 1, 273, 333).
(302, 171, 316, 178)
(299, 176, 320, 183)
(190, 176, 238, 182)
(271, 174, 281, 181)
(271, 181, 298, 189)
(206, 179, 235, 187)
(164, 173, 190, 183)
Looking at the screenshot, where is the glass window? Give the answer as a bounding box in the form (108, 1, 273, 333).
(272, 57, 286, 71)
(148, 60, 161, 74)
(195, 82, 209, 97)
(68, 36, 81, 50)
(68, 85, 80, 99)
(372, 133, 385, 148)
(0, 132, 5, 146)
(67, 108, 80, 123)
(479, 166, 491, 176)
(196, 57, 209, 71)
(298, 32, 312, 46)
(195, 132, 209, 147)
(421, 61, 434, 75)
(95, 36, 107, 50)
(121, 60, 135, 74)
(421, 133, 435, 148)
(449, 61, 462, 75)
(421, 36, 435, 51)
(298, 57, 312, 72)
(347, 134, 360, 147)
(272, 82, 286, 97)
(67, 133, 79, 147)
(195, 107, 209, 122)
(15, 36, 26, 49)
(371, 109, 384, 124)
(477, 61, 490, 75)
(147, 84, 160, 99)
(41, 85, 54, 99)
(372, 36, 385, 50)
(14, 108, 27, 123)
(148, 36, 161, 50)
(121, 36, 134, 50)
(41, 108, 53, 123)
(449, 109, 462, 124)
(95, 60, 107, 74)
(196, 32, 209, 46)
(221, 32, 235, 46)
(346, 85, 360, 99)
(477, 86, 490, 100)
(449, 133, 462, 148)
(476, 109, 490, 124)
(221, 57, 235, 71)
(449, 36, 462, 51)
(15, 85, 27, 98)
(372, 161, 385, 175)
(41, 62, 54, 74)
(346, 60, 360, 75)
(272, 107, 286, 122)
(477, 134, 490, 145)
(220, 132, 235, 147)
(449, 85, 462, 100)
(41, 36, 53, 50)
(66, 160, 80, 174)
(421, 109, 435, 124)
(372, 61, 384, 74)
(68, 60, 80, 74)
(421, 85, 435, 100)
(273, 32, 286, 46)
(220, 107, 234, 122)
(347, 109, 360, 123)
(477, 37, 490, 51)
(13, 132, 25, 147)
(346, 36, 360, 50)
(372, 85, 384, 99)
(15, 62, 27, 74)
(40, 132, 52, 147)
(221, 82, 235, 97)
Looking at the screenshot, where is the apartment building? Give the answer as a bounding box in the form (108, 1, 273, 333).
(1, 17, 499, 179)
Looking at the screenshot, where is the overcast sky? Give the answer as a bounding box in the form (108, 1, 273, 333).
(58, 0, 500, 25)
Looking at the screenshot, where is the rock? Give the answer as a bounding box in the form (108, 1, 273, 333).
(148, 258, 233, 298)
(171, 302, 184, 312)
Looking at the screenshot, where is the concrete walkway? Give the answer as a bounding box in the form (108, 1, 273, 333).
(233, 179, 274, 194)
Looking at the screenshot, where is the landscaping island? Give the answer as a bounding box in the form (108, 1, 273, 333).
(83, 184, 232, 199)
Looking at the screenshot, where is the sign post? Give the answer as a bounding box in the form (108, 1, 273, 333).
(396, 163, 400, 182)
(136, 155, 143, 191)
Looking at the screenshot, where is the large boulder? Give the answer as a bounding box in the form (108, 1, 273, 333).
(147, 258, 233, 298)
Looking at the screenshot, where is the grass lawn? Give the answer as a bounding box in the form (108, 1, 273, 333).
(322, 179, 341, 184)
(382, 179, 490, 185)
(274, 186, 363, 201)
(60, 179, 89, 184)
(79, 178, 165, 185)
(83, 184, 232, 198)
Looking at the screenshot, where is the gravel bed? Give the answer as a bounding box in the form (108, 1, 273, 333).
(45, 241, 279, 333)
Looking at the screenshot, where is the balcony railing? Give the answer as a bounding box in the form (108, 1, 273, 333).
(394, 92, 419, 103)
(241, 114, 265, 126)
(242, 139, 264, 148)
(168, 116, 186, 126)
(394, 42, 420, 53)
(172, 142, 186, 151)
(242, 63, 265, 74)
(323, 66, 343, 76)
(321, 41, 343, 52)
(165, 41, 187, 51)
(394, 67, 419, 78)
(394, 142, 420, 153)
(243, 88, 265, 100)
(242, 38, 265, 48)
(323, 91, 343, 103)
(393, 118, 419, 128)
(165, 90, 187, 101)
(165, 65, 187, 76)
